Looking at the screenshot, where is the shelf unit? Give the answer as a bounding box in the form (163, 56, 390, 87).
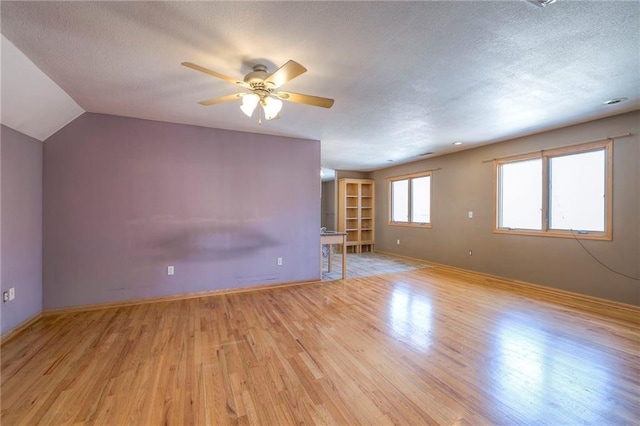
(338, 178, 375, 253)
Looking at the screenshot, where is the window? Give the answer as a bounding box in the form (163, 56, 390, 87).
(499, 158, 542, 230)
(494, 140, 612, 240)
(389, 172, 431, 227)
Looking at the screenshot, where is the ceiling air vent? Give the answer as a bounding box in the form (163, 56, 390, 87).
(603, 97, 628, 106)
(525, 0, 557, 7)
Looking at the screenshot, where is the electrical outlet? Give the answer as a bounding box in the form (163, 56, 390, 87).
(277, 257, 283, 266)
(468, 211, 474, 219)
(9, 287, 15, 301)
(167, 265, 175, 275)
(468, 250, 473, 256)
(2, 292, 8, 303)
(396, 239, 400, 245)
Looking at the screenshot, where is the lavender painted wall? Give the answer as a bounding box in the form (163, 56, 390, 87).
(1, 125, 43, 334)
(43, 113, 320, 309)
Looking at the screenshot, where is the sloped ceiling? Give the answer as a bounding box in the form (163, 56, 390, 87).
(1, 1, 638, 170)
(1, 35, 84, 141)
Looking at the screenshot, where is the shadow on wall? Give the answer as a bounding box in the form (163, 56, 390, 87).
(128, 220, 281, 262)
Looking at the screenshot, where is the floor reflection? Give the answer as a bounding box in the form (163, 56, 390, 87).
(495, 315, 612, 423)
(387, 286, 433, 352)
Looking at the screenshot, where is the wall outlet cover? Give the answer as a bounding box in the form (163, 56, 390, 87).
(9, 287, 15, 301)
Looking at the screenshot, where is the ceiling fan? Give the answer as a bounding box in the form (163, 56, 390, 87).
(182, 60, 334, 123)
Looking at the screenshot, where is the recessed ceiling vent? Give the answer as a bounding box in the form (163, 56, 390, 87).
(603, 97, 628, 106)
(525, 0, 557, 7)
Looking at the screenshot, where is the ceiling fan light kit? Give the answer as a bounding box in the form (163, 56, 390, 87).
(262, 97, 283, 120)
(239, 94, 283, 121)
(182, 60, 334, 123)
(240, 93, 259, 117)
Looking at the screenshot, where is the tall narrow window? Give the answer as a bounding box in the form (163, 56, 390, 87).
(390, 172, 432, 227)
(391, 179, 409, 222)
(549, 150, 605, 232)
(411, 176, 431, 224)
(499, 158, 542, 230)
(494, 140, 611, 240)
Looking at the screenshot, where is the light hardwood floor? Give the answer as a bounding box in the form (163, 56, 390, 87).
(1, 266, 639, 424)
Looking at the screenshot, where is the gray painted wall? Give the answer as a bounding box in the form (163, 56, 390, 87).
(371, 111, 640, 305)
(1, 125, 43, 333)
(43, 113, 320, 309)
(336, 170, 369, 180)
(321, 180, 336, 230)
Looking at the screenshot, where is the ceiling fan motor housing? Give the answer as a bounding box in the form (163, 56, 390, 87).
(244, 64, 274, 92)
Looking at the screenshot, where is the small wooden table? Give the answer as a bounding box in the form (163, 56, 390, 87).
(321, 232, 347, 279)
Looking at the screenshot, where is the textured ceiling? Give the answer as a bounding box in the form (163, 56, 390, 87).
(1, 1, 638, 171)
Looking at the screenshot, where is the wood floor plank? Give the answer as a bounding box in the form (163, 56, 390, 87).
(2, 265, 639, 424)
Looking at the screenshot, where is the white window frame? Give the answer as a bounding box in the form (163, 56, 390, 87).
(493, 140, 612, 240)
(388, 171, 432, 228)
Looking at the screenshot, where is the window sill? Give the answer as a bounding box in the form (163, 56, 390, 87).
(493, 228, 611, 241)
(388, 222, 432, 229)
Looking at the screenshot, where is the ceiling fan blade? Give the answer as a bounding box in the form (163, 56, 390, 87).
(182, 62, 250, 89)
(264, 60, 307, 89)
(276, 91, 334, 108)
(198, 93, 243, 106)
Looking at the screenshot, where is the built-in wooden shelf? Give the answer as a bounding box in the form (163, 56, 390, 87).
(338, 178, 375, 254)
